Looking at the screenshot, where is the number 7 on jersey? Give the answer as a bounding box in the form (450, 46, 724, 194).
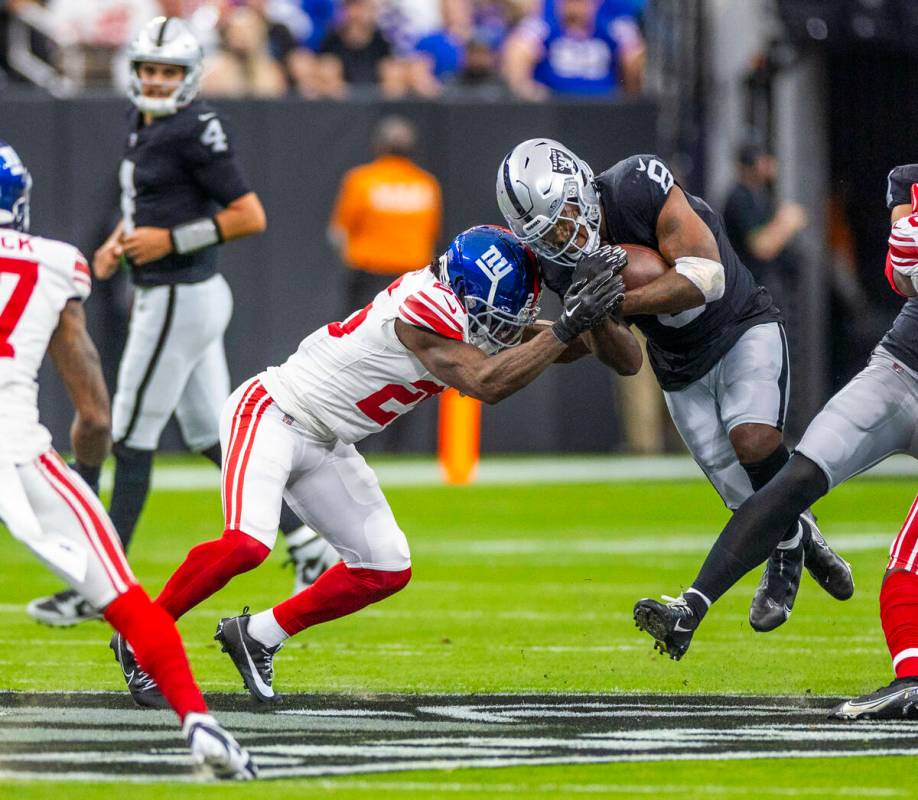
(0, 258, 39, 357)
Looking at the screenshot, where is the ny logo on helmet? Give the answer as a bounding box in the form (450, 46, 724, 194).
(0, 146, 25, 175)
(475, 245, 514, 305)
(549, 148, 575, 175)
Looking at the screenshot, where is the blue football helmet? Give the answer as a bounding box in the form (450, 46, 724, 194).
(0, 141, 31, 232)
(438, 225, 541, 354)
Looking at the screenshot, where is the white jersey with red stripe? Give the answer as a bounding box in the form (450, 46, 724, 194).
(0, 228, 91, 464)
(260, 267, 468, 444)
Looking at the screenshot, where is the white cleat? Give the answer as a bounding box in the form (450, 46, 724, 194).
(183, 713, 257, 780)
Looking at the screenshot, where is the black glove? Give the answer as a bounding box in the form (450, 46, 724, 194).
(70, 461, 101, 496)
(551, 269, 626, 344)
(572, 243, 628, 285)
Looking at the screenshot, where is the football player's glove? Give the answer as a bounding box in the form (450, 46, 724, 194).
(572, 243, 628, 285)
(887, 213, 918, 295)
(551, 268, 625, 344)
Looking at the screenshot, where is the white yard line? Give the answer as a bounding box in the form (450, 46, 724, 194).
(96, 454, 918, 491)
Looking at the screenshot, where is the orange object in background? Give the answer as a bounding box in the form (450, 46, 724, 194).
(438, 388, 481, 485)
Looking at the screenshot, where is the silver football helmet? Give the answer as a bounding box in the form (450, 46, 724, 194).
(127, 17, 203, 116)
(496, 139, 602, 268)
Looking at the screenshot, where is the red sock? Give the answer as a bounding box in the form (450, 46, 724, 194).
(155, 529, 270, 620)
(273, 561, 411, 636)
(880, 570, 918, 678)
(105, 585, 207, 721)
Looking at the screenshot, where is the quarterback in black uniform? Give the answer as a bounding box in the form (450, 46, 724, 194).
(27, 17, 332, 627)
(498, 139, 852, 633)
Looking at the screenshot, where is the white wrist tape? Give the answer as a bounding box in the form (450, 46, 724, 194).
(674, 256, 725, 303)
(171, 217, 221, 255)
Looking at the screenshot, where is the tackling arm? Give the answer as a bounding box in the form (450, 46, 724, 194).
(48, 300, 112, 466)
(619, 187, 722, 317)
(395, 320, 565, 405)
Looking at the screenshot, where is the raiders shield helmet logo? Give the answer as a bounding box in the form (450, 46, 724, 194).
(549, 148, 575, 175)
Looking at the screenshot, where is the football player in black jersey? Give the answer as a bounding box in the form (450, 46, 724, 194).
(498, 139, 853, 634)
(27, 17, 333, 627)
(629, 166, 918, 719)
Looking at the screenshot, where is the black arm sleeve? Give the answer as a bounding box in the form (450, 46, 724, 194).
(886, 164, 918, 210)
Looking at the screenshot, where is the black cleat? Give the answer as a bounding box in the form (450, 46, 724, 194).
(110, 632, 169, 709)
(214, 611, 282, 703)
(27, 589, 101, 627)
(633, 595, 698, 661)
(749, 531, 805, 633)
(830, 677, 918, 720)
(801, 513, 854, 601)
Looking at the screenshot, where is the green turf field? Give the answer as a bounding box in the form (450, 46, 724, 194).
(2, 458, 916, 797)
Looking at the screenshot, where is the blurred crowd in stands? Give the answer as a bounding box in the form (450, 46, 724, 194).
(0, 0, 645, 99)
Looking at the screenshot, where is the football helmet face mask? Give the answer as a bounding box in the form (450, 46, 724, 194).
(497, 138, 601, 268)
(127, 17, 203, 117)
(0, 141, 31, 232)
(439, 225, 541, 354)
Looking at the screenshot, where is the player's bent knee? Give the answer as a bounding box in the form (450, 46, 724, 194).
(215, 528, 272, 572)
(352, 566, 412, 602)
(729, 423, 783, 464)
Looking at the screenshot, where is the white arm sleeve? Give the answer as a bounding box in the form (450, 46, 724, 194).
(674, 256, 725, 303)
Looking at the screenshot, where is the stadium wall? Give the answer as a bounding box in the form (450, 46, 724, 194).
(2, 95, 658, 454)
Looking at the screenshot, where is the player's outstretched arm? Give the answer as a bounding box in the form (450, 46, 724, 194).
(620, 186, 723, 317)
(396, 320, 565, 404)
(396, 270, 623, 403)
(48, 300, 111, 466)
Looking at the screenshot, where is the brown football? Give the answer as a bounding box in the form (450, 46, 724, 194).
(620, 243, 668, 291)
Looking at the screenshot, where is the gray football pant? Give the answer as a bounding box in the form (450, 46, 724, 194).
(664, 322, 790, 510)
(796, 346, 918, 490)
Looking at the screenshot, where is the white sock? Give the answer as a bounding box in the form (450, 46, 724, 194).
(777, 521, 803, 550)
(247, 609, 289, 648)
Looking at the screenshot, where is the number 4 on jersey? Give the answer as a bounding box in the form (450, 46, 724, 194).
(0, 258, 38, 357)
(200, 118, 228, 153)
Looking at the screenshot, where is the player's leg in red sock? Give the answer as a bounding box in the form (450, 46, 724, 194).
(104, 584, 207, 720)
(272, 562, 411, 636)
(155, 528, 270, 620)
(883, 494, 918, 678)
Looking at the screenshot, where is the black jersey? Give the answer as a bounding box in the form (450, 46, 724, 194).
(120, 99, 251, 287)
(544, 154, 781, 391)
(880, 164, 918, 373)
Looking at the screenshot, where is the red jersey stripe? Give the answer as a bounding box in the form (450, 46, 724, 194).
(401, 297, 463, 341)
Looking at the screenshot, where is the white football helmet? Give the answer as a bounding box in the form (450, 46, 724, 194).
(497, 139, 602, 268)
(127, 17, 203, 116)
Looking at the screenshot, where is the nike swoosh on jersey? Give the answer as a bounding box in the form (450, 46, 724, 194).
(198, 112, 217, 121)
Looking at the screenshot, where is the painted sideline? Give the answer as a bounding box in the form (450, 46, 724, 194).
(99, 454, 918, 492)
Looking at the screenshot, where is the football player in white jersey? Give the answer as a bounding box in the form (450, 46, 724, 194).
(0, 142, 255, 779)
(111, 225, 631, 703)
